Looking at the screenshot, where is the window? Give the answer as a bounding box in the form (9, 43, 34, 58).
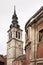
(39, 29, 43, 42)
(18, 32, 20, 39)
(16, 31, 17, 38)
(16, 31, 20, 39)
(9, 32, 12, 39)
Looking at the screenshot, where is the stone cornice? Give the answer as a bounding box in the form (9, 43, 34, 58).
(25, 6, 43, 31)
(30, 58, 43, 62)
(7, 38, 23, 43)
(7, 27, 23, 32)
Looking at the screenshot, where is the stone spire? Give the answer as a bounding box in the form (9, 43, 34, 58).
(10, 6, 20, 28)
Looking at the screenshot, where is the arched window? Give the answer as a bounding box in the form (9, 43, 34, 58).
(16, 31, 20, 39)
(18, 32, 20, 39)
(9, 32, 12, 39)
(39, 29, 43, 42)
(16, 31, 17, 38)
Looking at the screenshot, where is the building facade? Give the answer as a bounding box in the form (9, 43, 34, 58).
(0, 55, 7, 65)
(25, 6, 43, 65)
(7, 7, 23, 65)
(7, 6, 43, 65)
(13, 55, 26, 65)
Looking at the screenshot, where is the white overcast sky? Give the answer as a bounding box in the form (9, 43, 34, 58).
(0, 0, 43, 55)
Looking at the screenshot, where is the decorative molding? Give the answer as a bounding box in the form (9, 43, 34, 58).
(25, 41, 31, 51)
(7, 38, 23, 43)
(25, 6, 43, 31)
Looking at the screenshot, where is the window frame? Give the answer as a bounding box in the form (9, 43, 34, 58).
(16, 31, 20, 39)
(39, 29, 43, 42)
(9, 32, 12, 39)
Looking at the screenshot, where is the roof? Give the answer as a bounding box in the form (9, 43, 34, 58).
(10, 6, 20, 29)
(14, 55, 26, 61)
(0, 55, 5, 62)
(25, 6, 43, 30)
(0, 55, 4, 58)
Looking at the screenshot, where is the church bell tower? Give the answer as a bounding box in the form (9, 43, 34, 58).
(7, 6, 23, 65)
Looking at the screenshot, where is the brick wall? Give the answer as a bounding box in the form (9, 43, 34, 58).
(37, 63, 43, 65)
(37, 42, 43, 58)
(13, 60, 26, 65)
(38, 21, 43, 30)
(0, 55, 7, 65)
(26, 48, 30, 65)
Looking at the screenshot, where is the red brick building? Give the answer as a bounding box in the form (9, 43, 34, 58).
(7, 6, 43, 65)
(0, 55, 7, 65)
(25, 6, 43, 65)
(13, 55, 26, 65)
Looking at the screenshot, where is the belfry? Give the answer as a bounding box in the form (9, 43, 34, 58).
(7, 6, 23, 65)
